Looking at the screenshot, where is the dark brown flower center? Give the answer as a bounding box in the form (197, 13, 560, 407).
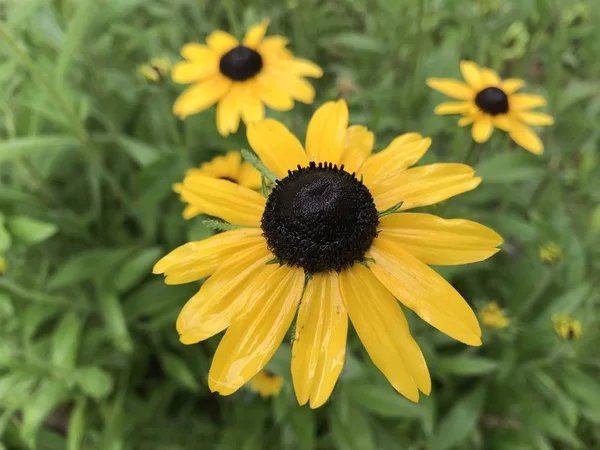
(475, 87, 509, 115)
(219, 45, 263, 81)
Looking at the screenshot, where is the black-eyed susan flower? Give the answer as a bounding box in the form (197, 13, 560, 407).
(153, 100, 503, 408)
(479, 302, 509, 329)
(539, 241, 562, 263)
(171, 19, 322, 136)
(249, 370, 284, 398)
(552, 314, 582, 341)
(173, 151, 261, 220)
(427, 61, 554, 154)
(138, 57, 171, 82)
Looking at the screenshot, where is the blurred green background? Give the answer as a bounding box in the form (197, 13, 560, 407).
(1, 0, 600, 449)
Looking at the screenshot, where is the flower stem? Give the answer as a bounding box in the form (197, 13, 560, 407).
(223, 0, 241, 38)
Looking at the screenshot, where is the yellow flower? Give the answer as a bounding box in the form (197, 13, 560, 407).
(171, 19, 323, 136)
(552, 314, 582, 341)
(427, 61, 554, 155)
(249, 370, 284, 398)
(138, 57, 171, 82)
(153, 99, 503, 408)
(479, 302, 509, 329)
(539, 241, 561, 263)
(173, 151, 261, 220)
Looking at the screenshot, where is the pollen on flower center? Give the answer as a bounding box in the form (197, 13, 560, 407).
(475, 87, 509, 115)
(261, 162, 379, 274)
(219, 45, 263, 81)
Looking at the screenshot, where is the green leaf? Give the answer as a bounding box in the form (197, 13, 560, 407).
(429, 384, 486, 450)
(117, 136, 161, 167)
(202, 218, 246, 231)
(241, 149, 278, 183)
(0, 220, 11, 253)
(0, 135, 78, 162)
(67, 397, 87, 450)
(158, 352, 199, 392)
(74, 367, 114, 400)
(287, 406, 316, 450)
(98, 291, 133, 354)
(21, 380, 70, 446)
(436, 355, 499, 376)
(329, 405, 375, 450)
(113, 247, 162, 293)
(187, 220, 216, 242)
(475, 152, 544, 184)
(534, 283, 590, 326)
(347, 382, 422, 418)
(561, 367, 600, 421)
(51, 312, 84, 369)
(328, 33, 385, 53)
(5, 216, 58, 245)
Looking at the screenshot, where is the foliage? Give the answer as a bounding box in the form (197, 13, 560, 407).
(1, 0, 599, 449)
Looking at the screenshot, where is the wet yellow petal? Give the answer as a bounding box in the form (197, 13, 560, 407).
(208, 266, 305, 395)
(339, 264, 431, 400)
(172, 60, 218, 84)
(339, 125, 374, 174)
(479, 68, 501, 87)
(176, 245, 272, 344)
(434, 102, 471, 115)
(255, 73, 294, 110)
(509, 94, 547, 111)
(173, 75, 232, 119)
(305, 99, 349, 164)
(370, 163, 481, 211)
(178, 175, 265, 227)
(509, 121, 544, 155)
(247, 119, 309, 178)
(502, 78, 524, 94)
(292, 272, 347, 409)
(153, 228, 264, 285)
(216, 83, 244, 136)
(367, 238, 482, 345)
(360, 134, 430, 186)
(426, 78, 474, 100)
(471, 116, 493, 143)
(517, 111, 554, 126)
(181, 43, 212, 61)
(460, 61, 482, 89)
(240, 89, 265, 125)
(206, 30, 238, 56)
(378, 213, 503, 265)
(243, 19, 269, 49)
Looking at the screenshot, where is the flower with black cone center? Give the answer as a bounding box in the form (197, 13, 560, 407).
(261, 162, 379, 274)
(219, 45, 263, 81)
(475, 87, 509, 115)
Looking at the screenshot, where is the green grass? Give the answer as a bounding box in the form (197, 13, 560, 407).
(1, 0, 600, 449)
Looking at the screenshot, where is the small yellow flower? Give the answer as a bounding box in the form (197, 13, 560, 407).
(552, 314, 582, 341)
(249, 370, 284, 398)
(173, 151, 261, 220)
(138, 57, 172, 82)
(539, 241, 561, 263)
(172, 19, 323, 136)
(0, 256, 6, 275)
(479, 302, 509, 329)
(427, 61, 554, 155)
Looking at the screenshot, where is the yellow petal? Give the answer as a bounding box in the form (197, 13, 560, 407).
(370, 163, 480, 211)
(181, 43, 212, 61)
(182, 204, 202, 220)
(378, 213, 503, 265)
(240, 88, 265, 125)
(173, 75, 232, 119)
(292, 272, 348, 409)
(509, 121, 544, 155)
(367, 238, 482, 345)
(479, 68, 501, 86)
(339, 125, 374, 174)
(502, 78, 524, 94)
(172, 60, 218, 84)
(176, 245, 272, 344)
(509, 94, 547, 111)
(268, 72, 316, 104)
(208, 266, 305, 395)
(216, 83, 244, 136)
(178, 175, 265, 227)
(237, 161, 262, 189)
(460, 61, 482, 89)
(255, 73, 294, 110)
(426, 78, 474, 100)
(493, 114, 511, 131)
(305, 99, 349, 164)
(471, 116, 493, 143)
(274, 58, 323, 78)
(517, 111, 554, 126)
(153, 228, 264, 284)
(243, 19, 270, 49)
(434, 102, 471, 115)
(247, 119, 309, 178)
(339, 264, 430, 400)
(458, 116, 473, 127)
(258, 36, 289, 55)
(206, 30, 238, 56)
(360, 134, 430, 186)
